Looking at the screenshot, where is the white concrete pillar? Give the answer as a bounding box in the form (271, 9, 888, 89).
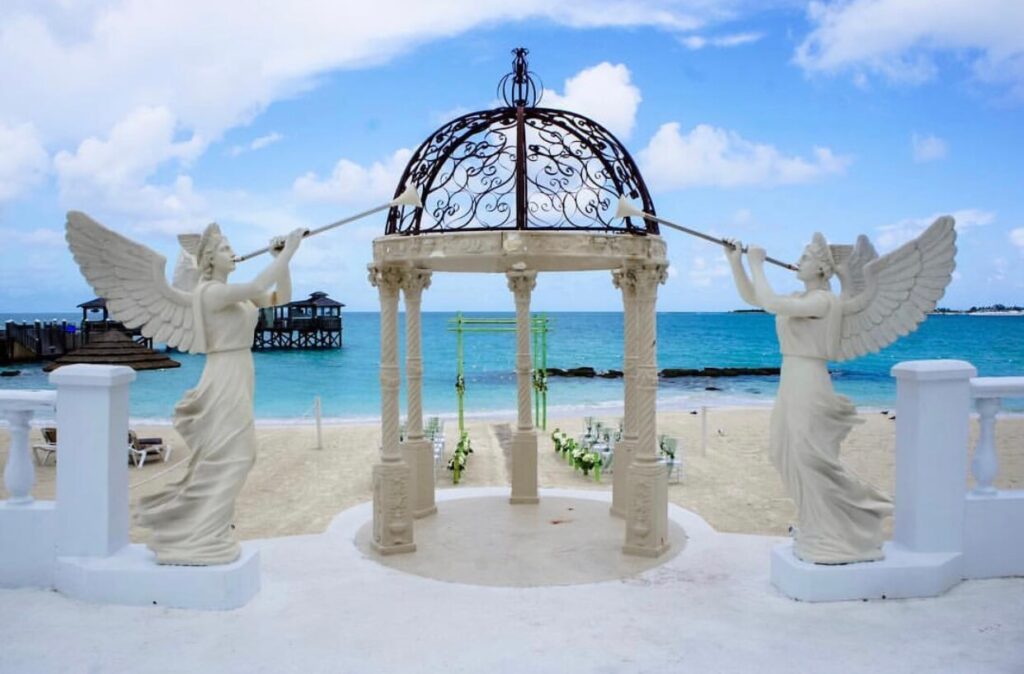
(49, 364, 136, 557)
(611, 267, 638, 518)
(891, 360, 976, 553)
(624, 263, 669, 557)
(368, 265, 415, 554)
(507, 269, 539, 505)
(400, 268, 436, 518)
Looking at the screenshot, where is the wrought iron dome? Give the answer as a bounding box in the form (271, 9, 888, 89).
(385, 48, 658, 236)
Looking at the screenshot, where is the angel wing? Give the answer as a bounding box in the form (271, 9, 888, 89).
(834, 216, 956, 361)
(172, 232, 201, 291)
(834, 235, 878, 302)
(65, 211, 206, 354)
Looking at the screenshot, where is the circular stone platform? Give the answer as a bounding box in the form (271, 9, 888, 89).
(354, 490, 686, 587)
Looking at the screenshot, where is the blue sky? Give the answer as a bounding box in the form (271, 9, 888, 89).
(1, 1, 1022, 313)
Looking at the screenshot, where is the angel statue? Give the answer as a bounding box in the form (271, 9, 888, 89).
(725, 217, 956, 564)
(66, 212, 305, 565)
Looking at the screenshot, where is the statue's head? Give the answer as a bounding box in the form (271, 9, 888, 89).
(800, 233, 837, 284)
(196, 223, 234, 280)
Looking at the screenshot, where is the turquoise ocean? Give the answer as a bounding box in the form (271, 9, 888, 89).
(2, 312, 1022, 421)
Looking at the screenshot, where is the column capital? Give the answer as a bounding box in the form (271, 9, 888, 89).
(399, 268, 432, 295)
(506, 268, 537, 296)
(367, 264, 405, 292)
(614, 263, 666, 296)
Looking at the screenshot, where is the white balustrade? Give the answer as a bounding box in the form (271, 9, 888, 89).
(0, 390, 57, 504)
(970, 376, 1024, 494)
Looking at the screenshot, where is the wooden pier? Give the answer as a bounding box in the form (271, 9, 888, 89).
(2, 291, 345, 365)
(254, 291, 344, 350)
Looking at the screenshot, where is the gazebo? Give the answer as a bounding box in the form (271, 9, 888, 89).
(368, 49, 670, 557)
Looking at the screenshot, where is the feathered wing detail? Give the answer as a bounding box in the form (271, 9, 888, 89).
(835, 216, 956, 361)
(835, 235, 878, 302)
(65, 211, 206, 354)
(172, 248, 200, 292)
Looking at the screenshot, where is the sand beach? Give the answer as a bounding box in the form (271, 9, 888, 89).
(3, 407, 1021, 543)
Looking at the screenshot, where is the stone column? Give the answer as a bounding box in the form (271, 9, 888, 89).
(611, 267, 638, 518)
(507, 269, 539, 504)
(368, 264, 415, 554)
(623, 263, 670, 557)
(400, 268, 436, 518)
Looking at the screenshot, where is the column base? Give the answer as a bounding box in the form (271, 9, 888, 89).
(623, 459, 670, 558)
(609, 438, 635, 518)
(402, 438, 436, 519)
(509, 429, 538, 505)
(371, 460, 416, 555)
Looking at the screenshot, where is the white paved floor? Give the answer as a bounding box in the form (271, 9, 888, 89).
(2, 488, 1022, 674)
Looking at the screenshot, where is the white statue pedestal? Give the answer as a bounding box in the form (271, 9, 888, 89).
(54, 543, 261, 610)
(770, 542, 962, 602)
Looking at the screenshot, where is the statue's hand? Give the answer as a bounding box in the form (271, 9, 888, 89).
(283, 228, 306, 255)
(268, 235, 286, 258)
(747, 245, 767, 265)
(723, 238, 743, 264)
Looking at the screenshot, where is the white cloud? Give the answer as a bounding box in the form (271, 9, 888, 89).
(52, 106, 208, 232)
(293, 148, 413, 204)
(0, 227, 65, 246)
(0, 1, 734, 148)
(542, 62, 642, 138)
(875, 209, 994, 251)
(681, 31, 763, 50)
(0, 121, 48, 201)
(912, 133, 948, 162)
(54, 106, 204, 193)
(688, 254, 730, 287)
(1010, 227, 1024, 254)
(230, 132, 283, 157)
(638, 122, 850, 190)
(795, 0, 1024, 98)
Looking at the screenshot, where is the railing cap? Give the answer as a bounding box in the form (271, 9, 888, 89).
(891, 359, 977, 381)
(48, 364, 137, 387)
(0, 389, 57, 413)
(971, 376, 1024, 399)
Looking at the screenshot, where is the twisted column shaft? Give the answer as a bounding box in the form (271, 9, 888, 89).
(401, 270, 432, 442)
(633, 264, 667, 462)
(369, 265, 404, 462)
(507, 270, 537, 432)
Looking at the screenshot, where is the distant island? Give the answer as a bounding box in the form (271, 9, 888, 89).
(934, 305, 1024, 315)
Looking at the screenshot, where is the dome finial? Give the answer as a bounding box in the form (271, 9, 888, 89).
(498, 47, 542, 108)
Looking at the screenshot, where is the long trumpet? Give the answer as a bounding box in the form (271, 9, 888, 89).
(233, 183, 423, 262)
(615, 197, 798, 271)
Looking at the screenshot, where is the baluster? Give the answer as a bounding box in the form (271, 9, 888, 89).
(2, 409, 35, 505)
(972, 397, 1001, 494)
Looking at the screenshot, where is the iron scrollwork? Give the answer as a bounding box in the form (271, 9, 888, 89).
(385, 49, 657, 237)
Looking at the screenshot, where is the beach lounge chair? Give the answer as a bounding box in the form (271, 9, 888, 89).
(128, 430, 171, 468)
(32, 427, 58, 466)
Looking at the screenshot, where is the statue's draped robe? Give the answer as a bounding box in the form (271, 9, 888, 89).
(770, 290, 892, 564)
(136, 281, 258, 565)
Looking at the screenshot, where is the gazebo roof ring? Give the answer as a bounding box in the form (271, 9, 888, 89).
(386, 48, 658, 237)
